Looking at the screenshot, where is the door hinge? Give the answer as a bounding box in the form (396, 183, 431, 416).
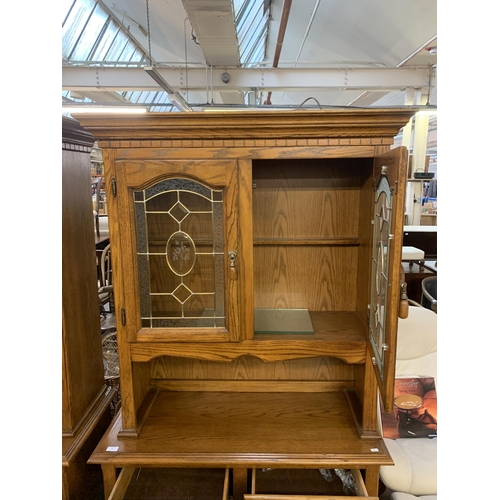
(121, 308, 126, 326)
(111, 177, 117, 197)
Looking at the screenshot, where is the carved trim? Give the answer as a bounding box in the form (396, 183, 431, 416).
(98, 137, 394, 149)
(73, 109, 417, 143)
(62, 142, 93, 153)
(129, 342, 366, 364)
(62, 385, 116, 465)
(62, 115, 95, 148)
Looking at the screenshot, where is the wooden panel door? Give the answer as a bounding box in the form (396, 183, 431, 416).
(369, 147, 408, 411)
(112, 159, 242, 343)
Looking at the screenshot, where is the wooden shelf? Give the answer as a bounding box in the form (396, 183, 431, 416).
(89, 390, 392, 468)
(254, 238, 361, 246)
(130, 312, 367, 363)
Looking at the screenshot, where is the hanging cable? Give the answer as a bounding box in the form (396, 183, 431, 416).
(295, 97, 323, 110)
(146, 0, 152, 65)
(184, 17, 189, 103)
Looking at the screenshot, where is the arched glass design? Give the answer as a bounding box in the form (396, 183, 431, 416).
(369, 174, 393, 378)
(134, 178, 225, 328)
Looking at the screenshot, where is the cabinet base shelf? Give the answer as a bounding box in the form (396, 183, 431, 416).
(90, 390, 392, 468)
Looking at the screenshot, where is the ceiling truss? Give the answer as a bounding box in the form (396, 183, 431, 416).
(63, 65, 435, 95)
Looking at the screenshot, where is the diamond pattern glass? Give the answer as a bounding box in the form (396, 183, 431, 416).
(134, 178, 225, 329)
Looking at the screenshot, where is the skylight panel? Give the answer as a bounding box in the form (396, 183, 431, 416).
(233, 0, 269, 67)
(62, 0, 94, 59)
(70, 6, 108, 60)
(91, 23, 120, 61)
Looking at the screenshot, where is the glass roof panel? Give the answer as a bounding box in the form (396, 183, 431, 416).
(91, 22, 120, 61)
(63, 0, 271, 110)
(62, 0, 94, 59)
(63, 0, 146, 65)
(234, 0, 269, 67)
(70, 5, 108, 60)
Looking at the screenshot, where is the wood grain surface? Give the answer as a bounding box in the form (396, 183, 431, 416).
(90, 391, 392, 468)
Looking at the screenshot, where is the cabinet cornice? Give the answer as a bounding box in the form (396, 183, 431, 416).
(73, 108, 416, 143)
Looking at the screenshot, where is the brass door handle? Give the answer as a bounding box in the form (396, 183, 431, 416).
(228, 250, 238, 280)
(399, 281, 409, 319)
(228, 250, 238, 267)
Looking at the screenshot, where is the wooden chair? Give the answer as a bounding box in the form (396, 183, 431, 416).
(98, 244, 116, 332)
(102, 330, 119, 379)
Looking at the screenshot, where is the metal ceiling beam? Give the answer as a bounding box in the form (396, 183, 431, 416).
(69, 90, 130, 103)
(62, 66, 434, 93)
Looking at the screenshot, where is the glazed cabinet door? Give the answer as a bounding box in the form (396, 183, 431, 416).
(113, 159, 242, 342)
(369, 147, 408, 412)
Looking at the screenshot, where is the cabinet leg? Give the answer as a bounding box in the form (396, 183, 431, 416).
(101, 464, 117, 500)
(364, 466, 380, 497)
(232, 468, 248, 500)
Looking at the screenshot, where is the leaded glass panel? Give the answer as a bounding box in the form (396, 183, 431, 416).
(369, 174, 393, 378)
(134, 178, 225, 329)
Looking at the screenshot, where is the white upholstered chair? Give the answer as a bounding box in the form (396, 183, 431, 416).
(391, 494, 437, 500)
(379, 305, 437, 500)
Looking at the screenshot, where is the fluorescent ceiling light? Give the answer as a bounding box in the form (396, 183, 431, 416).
(144, 66, 175, 94)
(203, 107, 279, 112)
(144, 66, 192, 112)
(62, 107, 147, 114)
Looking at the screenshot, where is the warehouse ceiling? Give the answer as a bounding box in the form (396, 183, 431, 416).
(62, 0, 437, 108)
(62, 0, 437, 156)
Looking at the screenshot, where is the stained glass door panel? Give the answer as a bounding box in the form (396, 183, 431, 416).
(114, 159, 240, 342)
(369, 147, 408, 412)
(134, 178, 225, 328)
(369, 174, 392, 376)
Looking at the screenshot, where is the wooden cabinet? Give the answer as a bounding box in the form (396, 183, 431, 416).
(62, 116, 116, 499)
(75, 109, 415, 499)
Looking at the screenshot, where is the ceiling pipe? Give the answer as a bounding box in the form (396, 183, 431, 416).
(397, 35, 437, 68)
(264, 0, 293, 105)
(292, 0, 321, 68)
(280, 0, 321, 98)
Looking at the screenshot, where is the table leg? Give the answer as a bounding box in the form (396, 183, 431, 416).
(101, 464, 117, 500)
(232, 468, 248, 500)
(364, 465, 380, 497)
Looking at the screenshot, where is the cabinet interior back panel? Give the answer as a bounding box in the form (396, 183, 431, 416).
(253, 245, 358, 311)
(252, 158, 372, 312)
(252, 159, 372, 239)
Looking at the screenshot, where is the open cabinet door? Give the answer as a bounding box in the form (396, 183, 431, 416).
(369, 147, 408, 412)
